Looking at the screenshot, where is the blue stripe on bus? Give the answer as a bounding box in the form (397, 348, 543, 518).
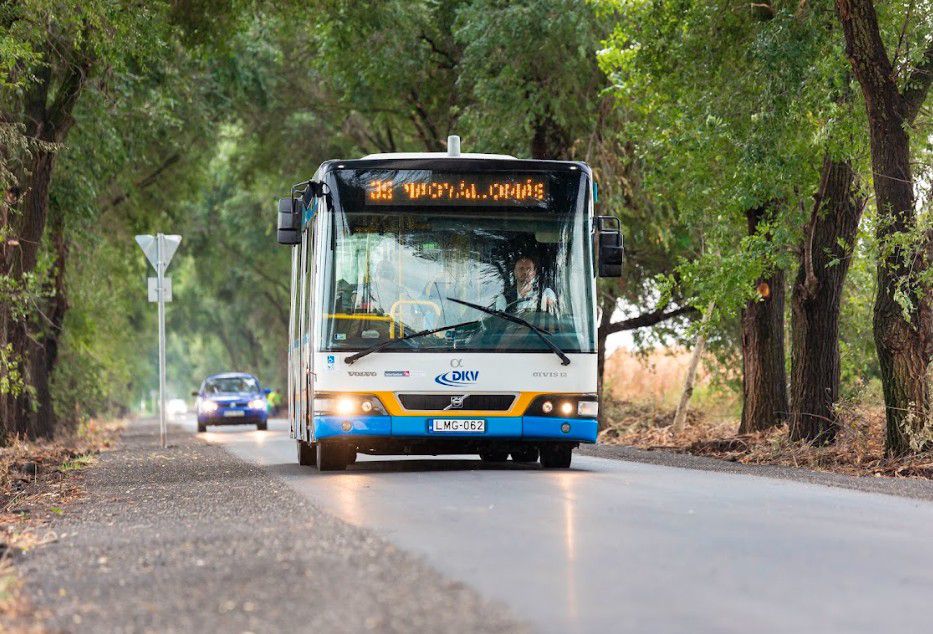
(314, 415, 392, 439)
(522, 416, 598, 442)
(392, 416, 522, 437)
(312, 415, 598, 443)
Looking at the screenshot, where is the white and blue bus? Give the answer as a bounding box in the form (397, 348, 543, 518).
(276, 137, 623, 470)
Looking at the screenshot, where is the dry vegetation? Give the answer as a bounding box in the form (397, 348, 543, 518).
(600, 349, 933, 479)
(0, 419, 124, 630)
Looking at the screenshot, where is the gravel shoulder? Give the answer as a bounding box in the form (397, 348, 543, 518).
(16, 419, 525, 633)
(578, 443, 933, 502)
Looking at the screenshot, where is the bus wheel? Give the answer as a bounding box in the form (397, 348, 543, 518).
(479, 451, 508, 463)
(539, 445, 572, 469)
(317, 442, 349, 471)
(510, 446, 539, 463)
(297, 440, 316, 466)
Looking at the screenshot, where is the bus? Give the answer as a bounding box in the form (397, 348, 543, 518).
(276, 136, 623, 471)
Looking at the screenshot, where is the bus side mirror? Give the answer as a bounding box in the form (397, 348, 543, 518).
(596, 216, 624, 278)
(276, 197, 301, 245)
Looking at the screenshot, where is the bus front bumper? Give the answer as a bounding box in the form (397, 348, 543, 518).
(313, 415, 598, 443)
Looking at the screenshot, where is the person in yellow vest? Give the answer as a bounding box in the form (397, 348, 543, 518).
(266, 389, 282, 416)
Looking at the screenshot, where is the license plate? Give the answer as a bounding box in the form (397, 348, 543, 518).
(223, 410, 245, 417)
(432, 419, 485, 433)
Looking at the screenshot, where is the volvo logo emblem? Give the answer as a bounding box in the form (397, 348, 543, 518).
(445, 395, 466, 410)
(450, 358, 463, 368)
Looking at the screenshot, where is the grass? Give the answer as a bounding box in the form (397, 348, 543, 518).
(601, 349, 933, 480)
(58, 455, 97, 472)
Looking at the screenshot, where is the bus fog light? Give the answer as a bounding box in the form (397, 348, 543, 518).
(341, 421, 353, 432)
(541, 400, 553, 414)
(361, 400, 373, 413)
(577, 401, 599, 418)
(561, 423, 571, 433)
(559, 401, 574, 416)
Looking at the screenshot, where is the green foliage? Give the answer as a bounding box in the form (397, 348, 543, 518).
(595, 0, 870, 343)
(454, 0, 608, 157)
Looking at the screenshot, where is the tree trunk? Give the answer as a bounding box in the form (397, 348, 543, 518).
(789, 157, 864, 443)
(835, 0, 933, 455)
(0, 43, 91, 441)
(739, 206, 788, 434)
(596, 291, 615, 402)
(672, 301, 714, 435)
(531, 115, 571, 160)
(30, 211, 70, 437)
(2, 151, 58, 439)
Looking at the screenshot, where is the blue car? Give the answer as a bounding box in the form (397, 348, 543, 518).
(194, 372, 269, 432)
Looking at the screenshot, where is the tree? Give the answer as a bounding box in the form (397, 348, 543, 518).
(834, 0, 933, 454)
(2, 3, 102, 437)
(789, 157, 865, 442)
(738, 205, 788, 434)
(598, 0, 876, 435)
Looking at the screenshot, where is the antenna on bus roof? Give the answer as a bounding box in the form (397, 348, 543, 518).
(447, 135, 461, 157)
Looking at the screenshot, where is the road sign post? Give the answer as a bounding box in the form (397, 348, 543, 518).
(136, 233, 181, 448)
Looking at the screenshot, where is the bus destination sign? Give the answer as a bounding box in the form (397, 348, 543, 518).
(365, 174, 548, 206)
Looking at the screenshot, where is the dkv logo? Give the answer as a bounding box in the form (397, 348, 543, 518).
(434, 369, 479, 387)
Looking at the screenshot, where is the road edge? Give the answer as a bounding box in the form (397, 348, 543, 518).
(578, 443, 933, 502)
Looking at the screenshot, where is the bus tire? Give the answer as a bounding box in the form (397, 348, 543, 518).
(317, 442, 349, 471)
(297, 440, 316, 466)
(479, 451, 508, 463)
(511, 446, 539, 463)
(539, 445, 572, 469)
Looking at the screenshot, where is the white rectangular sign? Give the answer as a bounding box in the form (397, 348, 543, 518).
(148, 276, 172, 302)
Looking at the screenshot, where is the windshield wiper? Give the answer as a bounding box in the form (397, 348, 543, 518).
(447, 297, 571, 366)
(344, 318, 481, 365)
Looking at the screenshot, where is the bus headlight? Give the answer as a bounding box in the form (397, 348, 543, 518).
(525, 395, 598, 419)
(314, 393, 387, 416)
(336, 396, 356, 415)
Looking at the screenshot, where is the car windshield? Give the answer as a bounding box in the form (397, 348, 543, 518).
(204, 376, 258, 394)
(320, 168, 595, 353)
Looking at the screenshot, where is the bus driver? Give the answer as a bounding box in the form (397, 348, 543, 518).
(496, 255, 557, 314)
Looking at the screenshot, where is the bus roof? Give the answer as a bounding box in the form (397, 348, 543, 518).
(361, 151, 517, 160)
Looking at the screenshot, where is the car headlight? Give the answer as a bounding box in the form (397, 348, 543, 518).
(249, 398, 266, 410)
(200, 400, 219, 413)
(313, 393, 387, 416)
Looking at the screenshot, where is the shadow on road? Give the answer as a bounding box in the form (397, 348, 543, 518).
(263, 457, 592, 476)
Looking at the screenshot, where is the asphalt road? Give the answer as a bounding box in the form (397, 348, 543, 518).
(183, 416, 933, 634)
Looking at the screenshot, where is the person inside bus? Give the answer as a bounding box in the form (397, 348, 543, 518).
(496, 255, 557, 314)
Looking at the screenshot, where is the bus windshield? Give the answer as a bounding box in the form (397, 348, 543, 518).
(320, 168, 595, 354)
